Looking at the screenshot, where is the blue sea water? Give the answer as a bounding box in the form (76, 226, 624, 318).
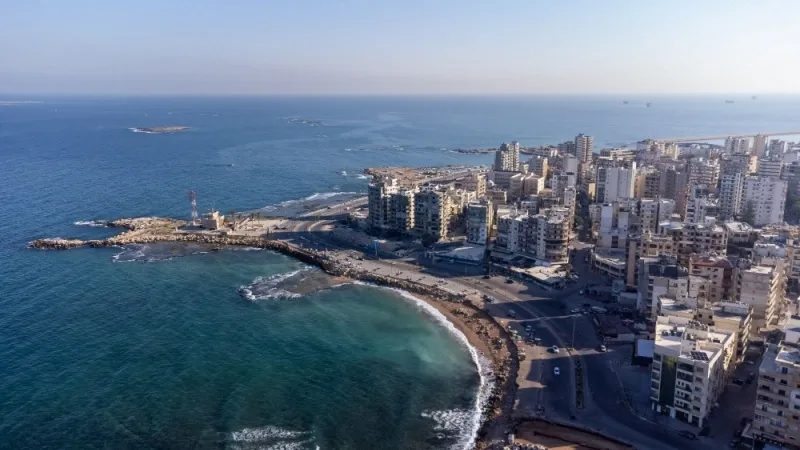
(2, 95, 800, 449)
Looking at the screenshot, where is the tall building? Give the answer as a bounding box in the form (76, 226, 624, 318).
(597, 163, 637, 203)
(769, 139, 787, 155)
(576, 133, 594, 163)
(725, 137, 750, 155)
(733, 261, 785, 331)
(742, 176, 788, 226)
(528, 156, 549, 178)
(367, 178, 399, 230)
(557, 140, 576, 156)
(718, 172, 744, 221)
(634, 168, 662, 199)
(752, 316, 800, 446)
(687, 159, 720, 191)
(466, 199, 493, 245)
(494, 141, 520, 172)
(495, 208, 571, 262)
(462, 172, 486, 197)
(689, 254, 735, 304)
(650, 316, 736, 428)
(756, 158, 784, 179)
(388, 188, 416, 234)
(637, 255, 689, 318)
(753, 134, 768, 158)
(413, 187, 452, 241)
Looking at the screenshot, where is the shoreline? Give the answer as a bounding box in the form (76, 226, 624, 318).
(30, 217, 519, 448)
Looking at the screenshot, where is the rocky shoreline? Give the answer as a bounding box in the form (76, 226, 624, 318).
(30, 217, 520, 447)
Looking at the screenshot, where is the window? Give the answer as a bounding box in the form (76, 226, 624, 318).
(783, 367, 789, 375)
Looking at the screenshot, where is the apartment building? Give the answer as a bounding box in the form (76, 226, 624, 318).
(528, 155, 549, 179)
(743, 176, 788, 226)
(635, 168, 662, 199)
(494, 141, 520, 172)
(695, 301, 752, 363)
(597, 163, 637, 203)
(637, 255, 689, 318)
(689, 254, 735, 304)
(413, 187, 451, 241)
(757, 158, 784, 179)
(752, 316, 800, 447)
(466, 199, 493, 245)
(718, 172, 744, 221)
(687, 159, 720, 191)
(656, 222, 727, 264)
(724, 221, 755, 246)
(388, 188, 416, 234)
(734, 261, 786, 331)
(576, 133, 594, 163)
(461, 172, 486, 197)
(367, 177, 400, 230)
(650, 316, 736, 428)
(725, 137, 750, 155)
(495, 208, 571, 262)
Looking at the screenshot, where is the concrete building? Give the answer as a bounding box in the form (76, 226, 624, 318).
(752, 316, 800, 446)
(634, 168, 662, 199)
(695, 301, 752, 363)
(718, 172, 744, 221)
(494, 141, 520, 172)
(689, 254, 735, 305)
(466, 199, 493, 245)
(576, 133, 594, 163)
(650, 316, 736, 428)
(485, 188, 507, 207)
(725, 137, 751, 155)
(388, 188, 416, 234)
(201, 210, 225, 230)
(367, 177, 399, 230)
(661, 167, 689, 211)
(495, 207, 571, 262)
(597, 163, 637, 203)
(769, 139, 787, 155)
(413, 187, 451, 242)
(757, 158, 784, 179)
(656, 222, 727, 264)
(743, 176, 788, 226)
(754, 134, 768, 158)
(734, 262, 786, 331)
(687, 159, 720, 191)
(724, 221, 755, 246)
(562, 156, 579, 174)
(528, 156, 549, 179)
(637, 255, 689, 318)
(462, 172, 486, 197)
(557, 140, 576, 156)
(488, 170, 517, 190)
(523, 174, 545, 196)
(551, 172, 577, 196)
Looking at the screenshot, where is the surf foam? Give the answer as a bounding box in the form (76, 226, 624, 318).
(228, 426, 314, 450)
(238, 268, 310, 301)
(351, 282, 493, 450)
(74, 220, 108, 227)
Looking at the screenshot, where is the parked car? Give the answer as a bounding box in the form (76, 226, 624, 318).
(505, 278, 514, 284)
(551, 345, 559, 353)
(553, 367, 560, 376)
(678, 430, 697, 440)
(598, 345, 607, 352)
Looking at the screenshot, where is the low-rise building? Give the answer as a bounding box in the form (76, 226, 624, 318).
(650, 316, 736, 428)
(592, 247, 627, 280)
(201, 210, 225, 230)
(695, 302, 752, 363)
(724, 221, 755, 246)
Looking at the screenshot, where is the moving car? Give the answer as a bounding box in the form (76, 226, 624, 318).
(553, 367, 560, 376)
(505, 278, 514, 284)
(598, 345, 607, 352)
(551, 345, 559, 353)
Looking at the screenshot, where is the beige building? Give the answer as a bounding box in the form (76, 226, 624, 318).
(495, 207, 571, 262)
(201, 210, 225, 230)
(462, 172, 486, 197)
(650, 316, 736, 428)
(734, 262, 786, 331)
(657, 222, 727, 264)
(752, 316, 800, 446)
(695, 301, 752, 364)
(689, 254, 735, 305)
(413, 187, 451, 242)
(388, 188, 416, 234)
(367, 177, 399, 230)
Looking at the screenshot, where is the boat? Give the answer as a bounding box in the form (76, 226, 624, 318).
(646, 102, 652, 107)
(725, 100, 735, 104)
(752, 95, 757, 100)
(623, 100, 629, 104)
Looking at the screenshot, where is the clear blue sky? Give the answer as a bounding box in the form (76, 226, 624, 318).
(2, 0, 798, 95)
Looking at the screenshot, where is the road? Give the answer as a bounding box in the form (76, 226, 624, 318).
(260, 211, 716, 450)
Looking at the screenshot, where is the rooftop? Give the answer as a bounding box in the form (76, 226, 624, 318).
(724, 221, 754, 233)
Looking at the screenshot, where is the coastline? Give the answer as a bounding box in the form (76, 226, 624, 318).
(30, 218, 519, 448)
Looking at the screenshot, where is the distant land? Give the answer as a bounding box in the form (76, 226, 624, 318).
(0, 100, 43, 105)
(129, 126, 190, 134)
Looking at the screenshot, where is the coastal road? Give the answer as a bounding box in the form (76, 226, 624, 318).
(269, 217, 716, 449)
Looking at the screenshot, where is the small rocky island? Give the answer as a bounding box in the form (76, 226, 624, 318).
(131, 126, 190, 133)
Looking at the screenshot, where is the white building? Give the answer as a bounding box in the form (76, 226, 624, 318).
(651, 316, 736, 428)
(756, 158, 784, 179)
(494, 141, 520, 172)
(753, 134, 768, 158)
(597, 163, 637, 203)
(368, 178, 400, 230)
(725, 137, 750, 155)
(718, 172, 744, 221)
(742, 176, 788, 226)
(734, 262, 785, 331)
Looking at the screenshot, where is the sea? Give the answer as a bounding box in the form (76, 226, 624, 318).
(2, 95, 800, 449)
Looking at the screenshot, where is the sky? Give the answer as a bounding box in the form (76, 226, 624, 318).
(1, 0, 799, 95)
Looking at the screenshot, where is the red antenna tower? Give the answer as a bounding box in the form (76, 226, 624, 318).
(188, 191, 198, 225)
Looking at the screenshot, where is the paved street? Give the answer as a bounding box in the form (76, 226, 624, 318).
(253, 211, 721, 450)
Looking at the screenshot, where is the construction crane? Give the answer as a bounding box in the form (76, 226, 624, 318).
(188, 191, 198, 225)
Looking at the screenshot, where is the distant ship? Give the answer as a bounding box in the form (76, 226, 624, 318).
(623, 100, 629, 104)
(646, 102, 652, 107)
(752, 95, 757, 100)
(725, 100, 735, 104)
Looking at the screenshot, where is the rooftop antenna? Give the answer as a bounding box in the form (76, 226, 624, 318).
(188, 191, 198, 225)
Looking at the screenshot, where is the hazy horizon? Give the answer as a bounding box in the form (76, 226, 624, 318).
(3, 1, 798, 96)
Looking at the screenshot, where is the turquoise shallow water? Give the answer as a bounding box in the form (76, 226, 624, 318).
(3, 96, 800, 448)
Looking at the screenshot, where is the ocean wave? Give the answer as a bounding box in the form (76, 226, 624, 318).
(340, 170, 347, 176)
(351, 282, 493, 450)
(74, 220, 108, 227)
(238, 268, 310, 301)
(227, 426, 315, 450)
(112, 243, 211, 263)
(356, 174, 371, 180)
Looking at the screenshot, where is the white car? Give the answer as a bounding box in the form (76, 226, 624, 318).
(554, 367, 560, 376)
(570, 308, 580, 314)
(551, 345, 559, 353)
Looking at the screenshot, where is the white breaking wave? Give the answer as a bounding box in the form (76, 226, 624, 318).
(228, 426, 315, 450)
(74, 220, 108, 227)
(238, 268, 310, 301)
(351, 282, 494, 450)
(356, 174, 371, 180)
(128, 127, 159, 134)
(340, 170, 347, 176)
